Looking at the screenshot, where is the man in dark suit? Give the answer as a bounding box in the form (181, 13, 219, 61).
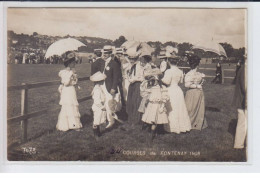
(91, 49, 104, 75)
(102, 45, 122, 128)
(232, 55, 247, 149)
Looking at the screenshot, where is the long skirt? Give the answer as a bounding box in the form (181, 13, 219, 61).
(164, 85, 191, 134)
(126, 82, 142, 124)
(56, 105, 82, 131)
(185, 89, 207, 130)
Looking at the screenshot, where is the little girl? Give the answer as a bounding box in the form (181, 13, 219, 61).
(141, 68, 169, 140)
(56, 51, 82, 132)
(90, 71, 107, 138)
(138, 76, 152, 114)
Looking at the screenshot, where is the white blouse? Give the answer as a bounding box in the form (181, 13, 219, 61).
(184, 69, 205, 89)
(59, 69, 78, 86)
(128, 61, 145, 83)
(162, 66, 184, 86)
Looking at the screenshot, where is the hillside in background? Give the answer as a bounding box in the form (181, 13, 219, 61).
(7, 30, 245, 61)
(8, 30, 114, 53)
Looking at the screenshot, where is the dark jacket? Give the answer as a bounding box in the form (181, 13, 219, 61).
(91, 57, 105, 75)
(232, 65, 246, 109)
(103, 58, 121, 94)
(216, 63, 222, 75)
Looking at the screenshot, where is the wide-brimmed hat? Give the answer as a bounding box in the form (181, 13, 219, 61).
(127, 47, 140, 59)
(102, 45, 113, 54)
(166, 46, 178, 54)
(90, 71, 107, 82)
(63, 51, 76, 62)
(184, 50, 194, 57)
(140, 50, 152, 57)
(187, 54, 201, 64)
(144, 68, 162, 77)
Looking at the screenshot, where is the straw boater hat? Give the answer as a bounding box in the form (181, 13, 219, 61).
(144, 68, 162, 77)
(94, 49, 102, 55)
(158, 50, 167, 59)
(90, 71, 107, 82)
(102, 45, 113, 54)
(116, 48, 124, 55)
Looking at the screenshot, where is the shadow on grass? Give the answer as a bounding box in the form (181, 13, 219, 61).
(80, 111, 93, 127)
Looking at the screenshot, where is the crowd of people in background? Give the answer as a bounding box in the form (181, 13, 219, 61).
(8, 47, 83, 65)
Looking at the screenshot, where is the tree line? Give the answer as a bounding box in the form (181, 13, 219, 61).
(8, 31, 245, 60)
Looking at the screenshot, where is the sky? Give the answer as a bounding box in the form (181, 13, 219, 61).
(7, 8, 247, 48)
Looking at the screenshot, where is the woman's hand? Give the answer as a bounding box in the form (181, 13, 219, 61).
(200, 79, 205, 85)
(197, 84, 202, 89)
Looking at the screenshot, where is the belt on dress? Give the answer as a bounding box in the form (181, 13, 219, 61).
(148, 100, 163, 104)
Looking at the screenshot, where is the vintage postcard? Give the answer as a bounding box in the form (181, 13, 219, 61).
(5, 6, 247, 162)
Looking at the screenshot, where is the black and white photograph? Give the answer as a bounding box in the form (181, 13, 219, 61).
(6, 7, 247, 162)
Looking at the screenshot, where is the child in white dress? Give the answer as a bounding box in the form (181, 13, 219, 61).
(90, 71, 107, 138)
(141, 68, 169, 140)
(56, 51, 82, 131)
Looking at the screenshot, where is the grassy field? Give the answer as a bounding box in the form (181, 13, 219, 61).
(7, 63, 246, 162)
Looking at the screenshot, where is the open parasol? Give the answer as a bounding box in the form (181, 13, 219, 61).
(192, 41, 227, 57)
(45, 38, 87, 58)
(121, 41, 154, 56)
(121, 40, 141, 51)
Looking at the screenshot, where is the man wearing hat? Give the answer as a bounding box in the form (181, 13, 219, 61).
(113, 48, 126, 106)
(101, 45, 122, 128)
(91, 49, 104, 75)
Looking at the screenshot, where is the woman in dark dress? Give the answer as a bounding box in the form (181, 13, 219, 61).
(233, 60, 241, 84)
(126, 51, 144, 125)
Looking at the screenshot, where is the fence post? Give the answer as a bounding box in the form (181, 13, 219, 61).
(20, 83, 28, 143)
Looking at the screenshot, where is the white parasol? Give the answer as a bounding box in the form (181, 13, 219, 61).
(120, 40, 141, 51)
(192, 41, 227, 57)
(137, 42, 154, 56)
(45, 38, 86, 58)
(121, 41, 154, 56)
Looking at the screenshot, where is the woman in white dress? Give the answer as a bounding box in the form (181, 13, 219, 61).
(162, 56, 191, 134)
(56, 51, 82, 131)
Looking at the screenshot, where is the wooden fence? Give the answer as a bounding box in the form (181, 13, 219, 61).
(7, 67, 235, 144)
(7, 76, 92, 144)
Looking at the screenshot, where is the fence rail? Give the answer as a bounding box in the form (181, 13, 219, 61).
(8, 76, 92, 143)
(7, 67, 235, 144)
